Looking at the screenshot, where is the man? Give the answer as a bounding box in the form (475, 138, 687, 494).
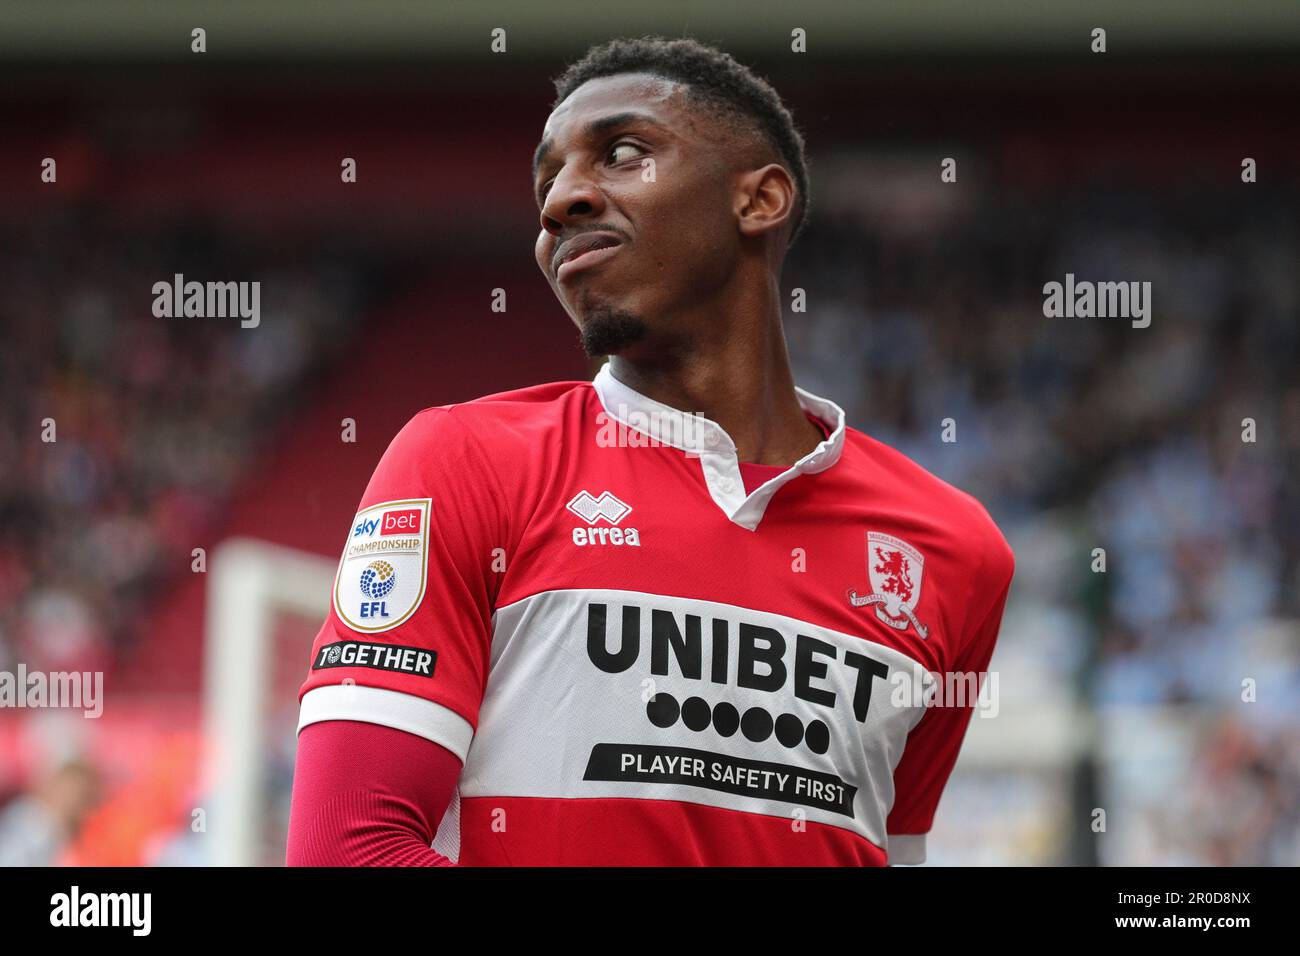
(287, 36, 1014, 866)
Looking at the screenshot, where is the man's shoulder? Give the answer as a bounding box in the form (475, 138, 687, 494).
(449, 378, 594, 412)
(843, 426, 1015, 583)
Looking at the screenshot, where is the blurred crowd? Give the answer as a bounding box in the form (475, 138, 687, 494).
(2, 155, 1297, 865)
(0, 208, 385, 864)
(786, 165, 1300, 864)
(0, 207, 380, 678)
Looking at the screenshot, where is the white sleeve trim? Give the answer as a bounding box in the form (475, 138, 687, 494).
(886, 833, 927, 865)
(297, 684, 475, 762)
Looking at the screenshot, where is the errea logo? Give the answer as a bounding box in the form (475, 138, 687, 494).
(567, 490, 641, 547)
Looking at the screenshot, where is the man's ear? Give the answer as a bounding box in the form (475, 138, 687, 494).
(735, 163, 796, 240)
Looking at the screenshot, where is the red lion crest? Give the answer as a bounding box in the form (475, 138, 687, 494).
(873, 547, 915, 603)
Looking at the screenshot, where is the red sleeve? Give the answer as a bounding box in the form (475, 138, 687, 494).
(885, 527, 1015, 864)
(286, 720, 462, 866)
(297, 406, 509, 768)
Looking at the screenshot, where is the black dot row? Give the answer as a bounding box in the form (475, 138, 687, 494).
(646, 693, 830, 755)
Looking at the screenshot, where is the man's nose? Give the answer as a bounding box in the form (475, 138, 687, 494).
(540, 170, 604, 235)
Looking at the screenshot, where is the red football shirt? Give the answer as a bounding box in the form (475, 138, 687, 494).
(297, 362, 1015, 865)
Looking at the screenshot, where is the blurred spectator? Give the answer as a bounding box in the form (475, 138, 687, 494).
(0, 760, 101, 866)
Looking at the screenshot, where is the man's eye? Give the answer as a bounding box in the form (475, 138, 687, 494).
(608, 141, 644, 164)
(537, 142, 644, 202)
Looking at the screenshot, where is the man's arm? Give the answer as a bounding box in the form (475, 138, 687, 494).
(291, 406, 509, 865)
(286, 720, 462, 866)
(885, 523, 1015, 864)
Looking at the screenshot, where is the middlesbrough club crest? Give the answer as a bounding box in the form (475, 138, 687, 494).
(848, 531, 930, 639)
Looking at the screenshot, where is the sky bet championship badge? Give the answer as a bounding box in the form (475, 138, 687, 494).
(332, 498, 431, 633)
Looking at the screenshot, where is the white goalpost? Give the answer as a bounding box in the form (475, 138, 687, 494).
(201, 537, 335, 867)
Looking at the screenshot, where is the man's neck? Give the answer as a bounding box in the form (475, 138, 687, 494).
(606, 325, 825, 467)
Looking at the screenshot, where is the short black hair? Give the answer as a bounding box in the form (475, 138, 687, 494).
(551, 35, 811, 248)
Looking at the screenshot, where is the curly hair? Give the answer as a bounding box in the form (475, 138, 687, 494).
(551, 35, 811, 248)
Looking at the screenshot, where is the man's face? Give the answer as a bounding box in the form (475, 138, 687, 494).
(532, 72, 740, 356)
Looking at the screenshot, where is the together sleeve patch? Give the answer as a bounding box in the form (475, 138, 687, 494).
(312, 640, 437, 677)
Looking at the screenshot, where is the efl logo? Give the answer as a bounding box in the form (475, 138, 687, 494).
(336, 498, 431, 634)
(381, 508, 422, 535)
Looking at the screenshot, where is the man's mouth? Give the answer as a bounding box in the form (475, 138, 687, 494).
(553, 232, 624, 282)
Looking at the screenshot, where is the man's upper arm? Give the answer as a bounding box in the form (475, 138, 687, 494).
(885, 526, 1015, 865)
(297, 407, 509, 763)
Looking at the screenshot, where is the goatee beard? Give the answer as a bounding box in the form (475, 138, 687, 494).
(578, 304, 648, 358)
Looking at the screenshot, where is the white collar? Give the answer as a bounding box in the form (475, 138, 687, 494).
(591, 362, 846, 531)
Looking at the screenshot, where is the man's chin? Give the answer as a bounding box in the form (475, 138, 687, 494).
(577, 307, 649, 358)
